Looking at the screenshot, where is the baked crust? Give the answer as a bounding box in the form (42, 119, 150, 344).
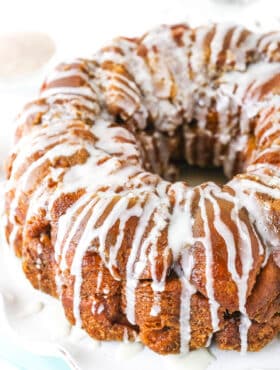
(4, 23, 280, 354)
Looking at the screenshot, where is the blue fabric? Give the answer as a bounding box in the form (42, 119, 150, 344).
(0, 336, 70, 370)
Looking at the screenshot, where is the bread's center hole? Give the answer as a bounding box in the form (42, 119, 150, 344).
(178, 163, 228, 186)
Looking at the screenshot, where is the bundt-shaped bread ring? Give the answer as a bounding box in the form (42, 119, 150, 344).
(4, 23, 280, 354)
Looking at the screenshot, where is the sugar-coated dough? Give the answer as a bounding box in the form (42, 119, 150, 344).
(4, 23, 280, 354)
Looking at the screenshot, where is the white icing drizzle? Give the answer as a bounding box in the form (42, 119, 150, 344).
(198, 186, 220, 333)
(178, 248, 196, 353)
(5, 22, 280, 355)
(210, 23, 234, 67)
(71, 196, 114, 326)
(207, 186, 256, 352)
(150, 292, 161, 317)
(125, 193, 162, 324)
(229, 173, 280, 251)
